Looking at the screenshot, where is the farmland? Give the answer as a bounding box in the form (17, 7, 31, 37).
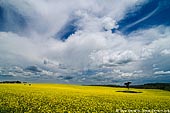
(0, 84, 170, 113)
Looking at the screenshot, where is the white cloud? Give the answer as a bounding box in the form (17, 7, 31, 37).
(0, 0, 143, 37)
(1, 25, 170, 83)
(154, 71, 170, 75)
(0, 0, 170, 83)
(0, 32, 43, 65)
(102, 17, 119, 30)
(161, 49, 170, 55)
(90, 50, 139, 67)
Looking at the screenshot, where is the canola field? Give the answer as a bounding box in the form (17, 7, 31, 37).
(0, 84, 170, 113)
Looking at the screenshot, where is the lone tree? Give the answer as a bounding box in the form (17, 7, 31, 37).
(124, 82, 132, 90)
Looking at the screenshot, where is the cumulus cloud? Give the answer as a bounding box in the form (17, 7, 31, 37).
(90, 50, 138, 67)
(0, 0, 170, 84)
(1, 0, 145, 36)
(102, 17, 119, 30)
(161, 49, 170, 56)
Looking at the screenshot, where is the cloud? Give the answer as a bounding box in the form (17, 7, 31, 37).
(0, 0, 170, 84)
(122, 3, 160, 31)
(154, 71, 170, 75)
(1, 25, 170, 84)
(0, 32, 43, 65)
(161, 49, 170, 56)
(0, 74, 14, 78)
(25, 66, 42, 73)
(102, 17, 119, 30)
(0, 0, 143, 36)
(90, 50, 138, 67)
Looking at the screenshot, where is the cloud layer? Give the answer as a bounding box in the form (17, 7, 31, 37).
(0, 0, 170, 84)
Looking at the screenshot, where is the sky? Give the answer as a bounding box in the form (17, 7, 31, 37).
(0, 0, 170, 85)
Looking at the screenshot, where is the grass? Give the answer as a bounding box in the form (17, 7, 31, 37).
(0, 84, 170, 113)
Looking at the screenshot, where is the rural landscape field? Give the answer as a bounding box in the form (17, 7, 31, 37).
(0, 84, 170, 113)
(1, 0, 170, 112)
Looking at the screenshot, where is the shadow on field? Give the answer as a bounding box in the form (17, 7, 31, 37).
(116, 90, 142, 93)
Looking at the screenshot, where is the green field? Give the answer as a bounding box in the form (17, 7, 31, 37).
(0, 84, 170, 113)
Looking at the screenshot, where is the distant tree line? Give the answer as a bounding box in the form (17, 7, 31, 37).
(0, 81, 33, 86)
(87, 83, 170, 91)
(0, 81, 22, 84)
(131, 83, 170, 91)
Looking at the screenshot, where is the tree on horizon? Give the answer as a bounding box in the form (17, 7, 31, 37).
(124, 82, 132, 90)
